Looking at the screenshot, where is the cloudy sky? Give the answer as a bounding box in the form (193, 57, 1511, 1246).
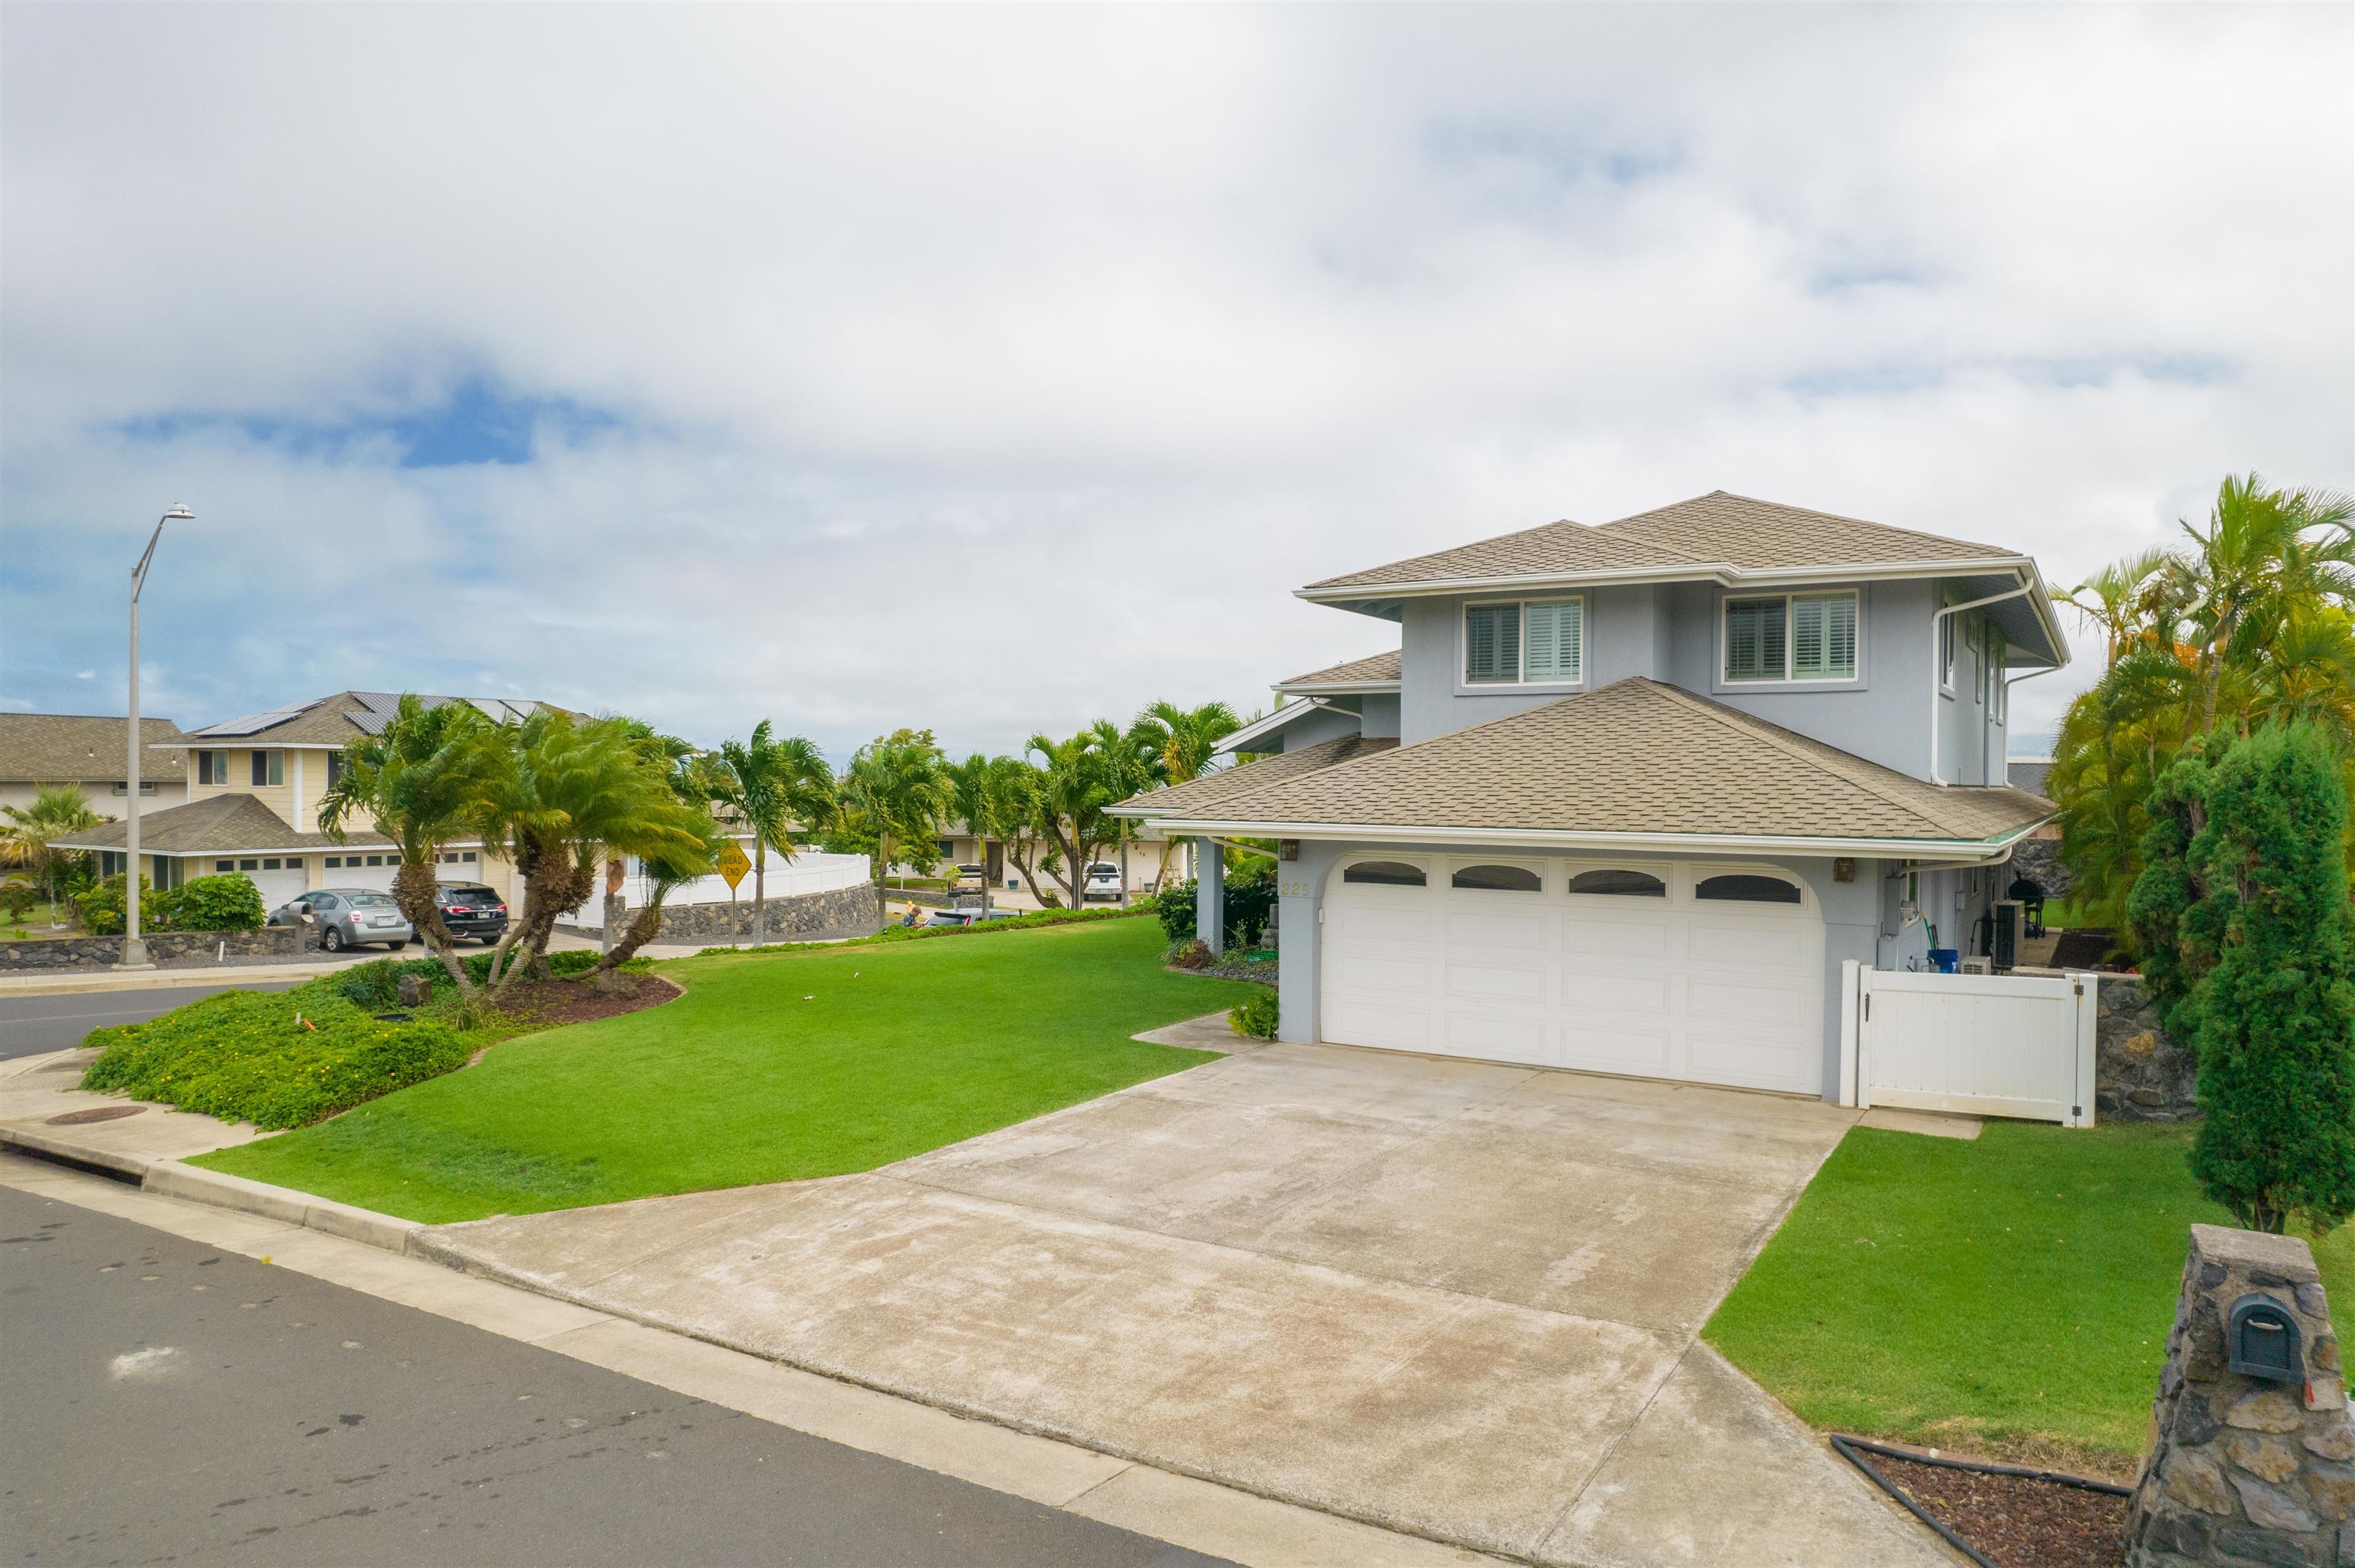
(3, 3, 2348, 759)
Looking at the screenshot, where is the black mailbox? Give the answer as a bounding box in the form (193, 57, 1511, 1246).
(2226, 1294, 2304, 1383)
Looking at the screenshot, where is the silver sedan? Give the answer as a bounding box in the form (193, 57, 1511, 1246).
(269, 888, 415, 953)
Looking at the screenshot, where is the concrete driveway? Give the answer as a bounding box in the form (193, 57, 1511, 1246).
(422, 1028, 1954, 1566)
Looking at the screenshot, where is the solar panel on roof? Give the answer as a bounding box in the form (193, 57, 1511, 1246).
(188, 700, 313, 737)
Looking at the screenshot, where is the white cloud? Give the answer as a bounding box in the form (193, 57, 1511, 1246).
(2, 3, 2347, 755)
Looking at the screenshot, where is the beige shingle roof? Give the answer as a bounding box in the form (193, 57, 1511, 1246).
(1305, 490, 2019, 592)
(1116, 733, 1401, 819)
(1141, 679, 2050, 845)
(53, 793, 394, 855)
(1277, 650, 1402, 689)
(0, 715, 189, 784)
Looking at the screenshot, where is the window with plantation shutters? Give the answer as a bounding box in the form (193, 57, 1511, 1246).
(1723, 597, 1787, 681)
(1524, 599, 1581, 682)
(1463, 597, 1581, 686)
(1726, 591, 1857, 683)
(1463, 603, 1522, 684)
(1791, 593, 1857, 681)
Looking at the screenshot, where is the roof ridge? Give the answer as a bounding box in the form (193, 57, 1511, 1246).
(1602, 490, 2018, 561)
(1630, 678, 1959, 835)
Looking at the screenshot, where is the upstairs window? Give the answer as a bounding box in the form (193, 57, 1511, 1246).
(1464, 598, 1583, 686)
(195, 750, 230, 786)
(251, 749, 284, 787)
(1725, 592, 1857, 683)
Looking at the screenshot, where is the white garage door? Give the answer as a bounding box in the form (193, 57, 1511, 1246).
(212, 857, 309, 910)
(320, 851, 400, 894)
(1319, 856, 1826, 1095)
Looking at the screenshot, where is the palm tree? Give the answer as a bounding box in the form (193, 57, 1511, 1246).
(839, 730, 954, 909)
(707, 721, 836, 947)
(2049, 474, 2355, 933)
(590, 812, 725, 986)
(1024, 730, 1110, 910)
(470, 711, 715, 991)
(947, 753, 1037, 916)
(0, 784, 104, 925)
(1134, 698, 1240, 888)
(1086, 717, 1161, 907)
(317, 694, 494, 998)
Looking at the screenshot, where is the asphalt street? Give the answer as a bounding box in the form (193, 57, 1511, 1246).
(0, 981, 301, 1060)
(0, 1187, 1230, 1567)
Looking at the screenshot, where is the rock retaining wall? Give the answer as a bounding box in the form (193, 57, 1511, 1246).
(2010, 838, 2074, 899)
(0, 924, 307, 972)
(560, 883, 882, 946)
(2097, 976, 2199, 1123)
(2125, 1224, 2353, 1566)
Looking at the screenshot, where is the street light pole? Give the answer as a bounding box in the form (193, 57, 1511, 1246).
(121, 504, 194, 969)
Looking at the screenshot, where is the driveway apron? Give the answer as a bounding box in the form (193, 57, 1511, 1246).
(419, 1038, 1955, 1566)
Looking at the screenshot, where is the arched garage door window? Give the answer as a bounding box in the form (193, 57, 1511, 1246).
(1342, 860, 1424, 887)
(1695, 872, 1804, 904)
(1452, 864, 1539, 891)
(1566, 868, 1666, 897)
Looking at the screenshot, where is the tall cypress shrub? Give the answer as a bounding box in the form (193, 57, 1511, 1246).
(2126, 741, 2214, 1035)
(2181, 722, 2355, 1235)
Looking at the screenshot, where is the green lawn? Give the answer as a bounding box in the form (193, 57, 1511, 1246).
(1706, 1120, 2350, 1472)
(195, 917, 1253, 1224)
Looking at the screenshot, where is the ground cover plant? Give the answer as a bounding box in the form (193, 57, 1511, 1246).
(1706, 1120, 2351, 1475)
(79, 951, 659, 1130)
(195, 915, 1254, 1223)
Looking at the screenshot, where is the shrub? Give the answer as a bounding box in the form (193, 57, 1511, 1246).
(76, 874, 169, 937)
(1170, 938, 1211, 969)
(2166, 723, 2355, 1235)
(1228, 990, 1279, 1039)
(163, 872, 268, 933)
(0, 881, 39, 920)
(1153, 871, 1276, 947)
(1157, 878, 1197, 942)
(80, 986, 470, 1130)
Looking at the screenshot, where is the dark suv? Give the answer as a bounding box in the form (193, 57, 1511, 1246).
(433, 882, 510, 944)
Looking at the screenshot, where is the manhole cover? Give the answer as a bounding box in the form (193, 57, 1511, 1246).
(45, 1105, 146, 1126)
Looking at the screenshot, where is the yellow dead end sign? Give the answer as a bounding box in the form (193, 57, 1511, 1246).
(716, 841, 752, 891)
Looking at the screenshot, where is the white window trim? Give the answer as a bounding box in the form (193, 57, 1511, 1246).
(1457, 595, 1588, 692)
(1939, 605, 1959, 697)
(1717, 589, 1864, 689)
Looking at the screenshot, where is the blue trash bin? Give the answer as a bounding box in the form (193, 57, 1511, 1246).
(1928, 947, 1960, 974)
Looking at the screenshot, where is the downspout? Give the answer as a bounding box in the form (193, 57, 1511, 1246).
(1930, 583, 2038, 786)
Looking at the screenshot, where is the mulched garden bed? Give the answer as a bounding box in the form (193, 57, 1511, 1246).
(474, 973, 682, 1048)
(1839, 1439, 2130, 1568)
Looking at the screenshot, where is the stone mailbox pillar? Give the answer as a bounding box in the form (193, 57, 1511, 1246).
(2126, 1223, 2353, 1565)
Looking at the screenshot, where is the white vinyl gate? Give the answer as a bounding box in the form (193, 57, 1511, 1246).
(1841, 961, 2099, 1127)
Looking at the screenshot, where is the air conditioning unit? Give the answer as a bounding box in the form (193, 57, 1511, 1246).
(1959, 956, 1995, 976)
(1990, 900, 2023, 971)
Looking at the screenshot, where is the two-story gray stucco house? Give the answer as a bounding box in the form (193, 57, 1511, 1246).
(1112, 491, 2068, 1104)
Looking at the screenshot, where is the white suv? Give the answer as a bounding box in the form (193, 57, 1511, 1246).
(1082, 862, 1122, 901)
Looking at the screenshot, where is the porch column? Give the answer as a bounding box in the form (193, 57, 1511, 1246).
(1197, 839, 1224, 957)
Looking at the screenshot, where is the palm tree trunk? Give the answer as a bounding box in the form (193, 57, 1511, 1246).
(752, 839, 768, 948)
(593, 887, 670, 990)
(393, 854, 478, 1000)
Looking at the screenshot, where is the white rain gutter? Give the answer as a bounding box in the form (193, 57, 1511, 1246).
(1123, 817, 2046, 863)
(1930, 582, 2038, 786)
(1214, 697, 1348, 756)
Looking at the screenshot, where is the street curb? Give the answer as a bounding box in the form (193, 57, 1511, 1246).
(0, 1125, 422, 1254)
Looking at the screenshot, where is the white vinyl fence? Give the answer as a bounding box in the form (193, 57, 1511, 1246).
(575, 846, 870, 933)
(1839, 960, 2100, 1127)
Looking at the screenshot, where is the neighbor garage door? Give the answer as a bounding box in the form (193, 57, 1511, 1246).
(320, 851, 400, 894)
(1319, 855, 1825, 1095)
(213, 856, 308, 910)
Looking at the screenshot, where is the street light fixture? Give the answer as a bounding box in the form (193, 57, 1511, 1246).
(121, 504, 195, 969)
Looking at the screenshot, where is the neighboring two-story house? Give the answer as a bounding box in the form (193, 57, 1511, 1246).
(54, 691, 554, 909)
(0, 713, 192, 819)
(1114, 491, 2066, 1104)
